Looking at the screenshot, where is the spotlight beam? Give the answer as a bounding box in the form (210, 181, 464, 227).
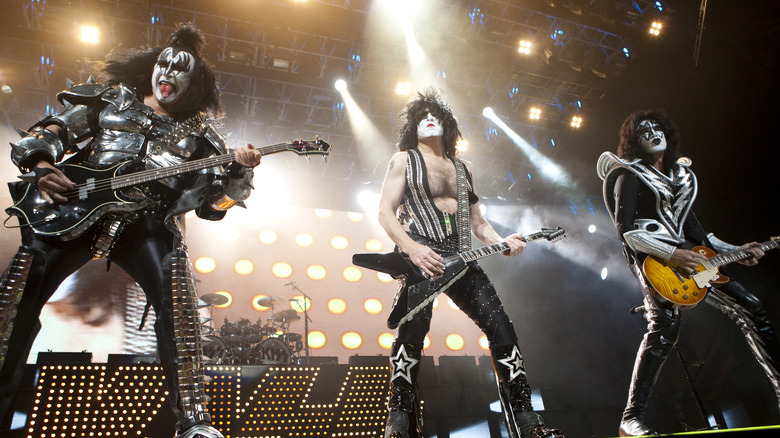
(484, 109, 574, 189)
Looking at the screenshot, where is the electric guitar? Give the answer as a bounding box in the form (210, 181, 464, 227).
(6, 139, 330, 241)
(353, 227, 565, 329)
(643, 236, 779, 307)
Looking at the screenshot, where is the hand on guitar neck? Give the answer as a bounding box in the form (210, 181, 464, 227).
(670, 241, 765, 276)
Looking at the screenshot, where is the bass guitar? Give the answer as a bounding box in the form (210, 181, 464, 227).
(353, 227, 565, 329)
(6, 139, 330, 241)
(643, 236, 778, 307)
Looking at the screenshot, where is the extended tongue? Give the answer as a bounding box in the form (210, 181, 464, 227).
(159, 83, 173, 98)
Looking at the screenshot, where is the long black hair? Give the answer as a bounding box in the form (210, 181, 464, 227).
(617, 109, 681, 172)
(94, 23, 224, 121)
(398, 88, 461, 157)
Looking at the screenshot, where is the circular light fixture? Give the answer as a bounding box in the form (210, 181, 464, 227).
(271, 262, 293, 278)
(295, 233, 314, 248)
(330, 236, 349, 250)
(445, 334, 465, 351)
(363, 298, 383, 315)
(306, 265, 327, 280)
(342, 266, 363, 282)
(341, 332, 363, 350)
(377, 333, 395, 350)
(327, 298, 347, 315)
(234, 260, 254, 275)
(308, 330, 327, 349)
(365, 239, 383, 251)
(194, 257, 216, 274)
(258, 230, 278, 244)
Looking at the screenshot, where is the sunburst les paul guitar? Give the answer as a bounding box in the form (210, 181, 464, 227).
(643, 236, 779, 307)
(6, 139, 330, 241)
(353, 227, 565, 329)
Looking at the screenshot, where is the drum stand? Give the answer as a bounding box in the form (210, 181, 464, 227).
(287, 282, 312, 364)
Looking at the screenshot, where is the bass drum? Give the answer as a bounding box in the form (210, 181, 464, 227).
(201, 335, 227, 365)
(252, 337, 292, 365)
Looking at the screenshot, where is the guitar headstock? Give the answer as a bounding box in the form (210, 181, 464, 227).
(540, 227, 566, 242)
(287, 138, 331, 156)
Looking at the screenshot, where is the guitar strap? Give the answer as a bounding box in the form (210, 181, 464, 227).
(454, 157, 472, 252)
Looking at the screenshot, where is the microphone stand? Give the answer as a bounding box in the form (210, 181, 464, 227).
(287, 282, 312, 364)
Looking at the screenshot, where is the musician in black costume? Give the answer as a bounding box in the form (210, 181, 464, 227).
(377, 89, 564, 438)
(0, 24, 261, 438)
(598, 109, 780, 436)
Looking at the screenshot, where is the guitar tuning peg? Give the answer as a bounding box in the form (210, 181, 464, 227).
(321, 155, 328, 163)
(305, 156, 311, 164)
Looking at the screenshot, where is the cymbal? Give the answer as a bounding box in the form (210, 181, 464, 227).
(256, 296, 283, 307)
(276, 309, 300, 322)
(201, 293, 228, 306)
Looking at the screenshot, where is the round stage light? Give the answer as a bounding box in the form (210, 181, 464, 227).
(327, 298, 347, 315)
(306, 265, 327, 280)
(363, 298, 383, 315)
(334, 79, 347, 92)
(308, 331, 327, 349)
(378, 333, 395, 350)
(213, 291, 233, 309)
(234, 260, 254, 275)
(346, 212, 364, 222)
(342, 266, 363, 282)
(194, 257, 216, 274)
(377, 272, 394, 283)
(295, 233, 314, 247)
(445, 334, 465, 351)
(341, 332, 363, 350)
(252, 294, 273, 312)
(423, 336, 431, 350)
(258, 230, 278, 244)
(315, 208, 332, 219)
(330, 235, 349, 250)
(447, 297, 459, 310)
(364, 239, 383, 251)
(478, 335, 490, 351)
(289, 295, 311, 312)
(271, 262, 293, 279)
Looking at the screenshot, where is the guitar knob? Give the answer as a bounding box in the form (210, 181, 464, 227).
(682, 294, 689, 300)
(692, 291, 699, 296)
(672, 289, 679, 294)
(682, 285, 689, 290)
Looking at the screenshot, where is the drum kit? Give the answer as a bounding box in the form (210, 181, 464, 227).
(199, 293, 304, 365)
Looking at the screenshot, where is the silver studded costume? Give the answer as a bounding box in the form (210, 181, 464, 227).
(598, 151, 780, 431)
(0, 82, 254, 433)
(385, 150, 556, 438)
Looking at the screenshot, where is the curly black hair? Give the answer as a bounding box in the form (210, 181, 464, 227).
(93, 23, 224, 121)
(398, 88, 461, 157)
(617, 109, 681, 172)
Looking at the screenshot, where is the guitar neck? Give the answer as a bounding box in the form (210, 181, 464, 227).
(111, 142, 294, 190)
(459, 231, 548, 263)
(709, 238, 779, 268)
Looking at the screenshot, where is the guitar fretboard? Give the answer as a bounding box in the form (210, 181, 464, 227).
(709, 238, 779, 268)
(459, 231, 555, 263)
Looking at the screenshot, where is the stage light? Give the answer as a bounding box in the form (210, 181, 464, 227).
(79, 26, 99, 44)
(423, 336, 431, 349)
(588, 224, 597, 233)
(478, 335, 490, 351)
(314, 208, 332, 219)
(529, 107, 542, 120)
(377, 272, 394, 283)
(570, 116, 582, 128)
(194, 257, 216, 274)
(330, 235, 349, 250)
(327, 298, 347, 315)
(343, 266, 363, 282)
(290, 295, 311, 312)
(364, 239, 384, 252)
(252, 294, 272, 311)
(377, 333, 394, 350)
(445, 334, 465, 351)
(601, 267, 608, 280)
(396, 81, 411, 96)
(214, 291, 232, 308)
(447, 297, 459, 310)
(295, 232, 314, 247)
(334, 79, 347, 92)
(482, 107, 495, 117)
(308, 330, 327, 349)
(258, 229, 278, 244)
(234, 260, 254, 275)
(341, 332, 363, 350)
(650, 22, 662, 36)
(271, 262, 293, 278)
(347, 211, 364, 222)
(364, 298, 383, 315)
(456, 138, 469, 153)
(518, 40, 532, 55)
(306, 264, 327, 280)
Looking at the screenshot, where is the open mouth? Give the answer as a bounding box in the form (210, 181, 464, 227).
(158, 80, 175, 98)
(651, 138, 661, 145)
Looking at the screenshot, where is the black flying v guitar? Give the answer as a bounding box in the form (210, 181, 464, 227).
(353, 227, 565, 329)
(6, 139, 330, 241)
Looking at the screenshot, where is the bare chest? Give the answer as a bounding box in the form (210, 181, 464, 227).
(422, 155, 457, 199)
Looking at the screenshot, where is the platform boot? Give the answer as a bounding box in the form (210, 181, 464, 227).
(384, 342, 422, 438)
(618, 336, 671, 436)
(491, 344, 565, 438)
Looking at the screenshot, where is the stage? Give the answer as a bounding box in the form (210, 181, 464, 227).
(3, 354, 780, 438)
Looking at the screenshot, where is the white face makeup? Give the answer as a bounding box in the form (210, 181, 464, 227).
(637, 119, 667, 153)
(152, 47, 196, 106)
(417, 112, 444, 139)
